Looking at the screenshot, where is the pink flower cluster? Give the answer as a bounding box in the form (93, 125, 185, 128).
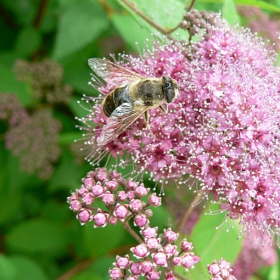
(68, 168, 200, 279)
(208, 259, 236, 280)
(67, 168, 161, 227)
(233, 229, 278, 279)
(84, 15, 280, 237)
(110, 227, 199, 280)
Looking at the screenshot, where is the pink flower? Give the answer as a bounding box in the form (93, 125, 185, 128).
(208, 259, 236, 280)
(233, 229, 278, 279)
(93, 211, 109, 227)
(131, 244, 149, 258)
(83, 12, 280, 238)
(115, 255, 130, 269)
(152, 251, 168, 267)
(77, 209, 92, 224)
(109, 267, 122, 280)
(114, 204, 130, 221)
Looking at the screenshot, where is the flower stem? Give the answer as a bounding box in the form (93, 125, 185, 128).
(175, 191, 202, 233)
(121, 220, 143, 244)
(186, 0, 197, 12)
(120, 0, 178, 39)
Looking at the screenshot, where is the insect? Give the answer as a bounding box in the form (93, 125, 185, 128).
(88, 58, 179, 146)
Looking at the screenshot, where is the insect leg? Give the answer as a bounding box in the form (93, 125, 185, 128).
(144, 110, 151, 130)
(159, 104, 168, 114)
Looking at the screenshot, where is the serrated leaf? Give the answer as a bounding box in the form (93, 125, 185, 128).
(7, 219, 69, 254)
(222, 0, 241, 26)
(52, 0, 109, 60)
(10, 256, 48, 280)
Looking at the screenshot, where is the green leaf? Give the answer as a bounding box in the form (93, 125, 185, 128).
(59, 43, 97, 95)
(7, 219, 69, 255)
(0, 254, 17, 280)
(222, 0, 241, 26)
(69, 257, 115, 280)
(14, 26, 41, 57)
(59, 132, 83, 145)
(266, 262, 280, 280)
(149, 203, 172, 229)
(10, 256, 48, 280)
(184, 204, 243, 279)
(111, 13, 152, 51)
(6, 150, 39, 191)
(117, 0, 187, 41)
(199, 0, 280, 13)
(52, 0, 109, 60)
(70, 272, 103, 280)
(48, 150, 89, 192)
(0, 192, 21, 225)
(82, 223, 125, 257)
(0, 66, 32, 106)
(68, 96, 91, 119)
(42, 200, 71, 222)
(118, 0, 184, 31)
(235, 0, 280, 12)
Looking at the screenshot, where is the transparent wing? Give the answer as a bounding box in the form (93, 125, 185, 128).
(97, 103, 148, 146)
(88, 58, 145, 87)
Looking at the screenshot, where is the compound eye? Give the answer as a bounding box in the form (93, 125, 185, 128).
(166, 81, 172, 89)
(166, 89, 175, 103)
(163, 76, 175, 103)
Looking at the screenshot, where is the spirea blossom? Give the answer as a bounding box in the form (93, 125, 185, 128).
(109, 225, 199, 279)
(79, 11, 280, 238)
(14, 59, 73, 104)
(67, 168, 162, 227)
(69, 168, 200, 279)
(208, 259, 236, 280)
(238, 6, 280, 52)
(232, 229, 278, 279)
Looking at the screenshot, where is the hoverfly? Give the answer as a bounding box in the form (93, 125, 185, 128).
(88, 58, 179, 146)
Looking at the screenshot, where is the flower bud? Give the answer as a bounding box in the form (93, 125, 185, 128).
(152, 251, 167, 267)
(114, 204, 130, 221)
(148, 193, 161, 206)
(106, 180, 118, 191)
(93, 211, 109, 227)
(77, 209, 92, 224)
(116, 255, 130, 269)
(91, 184, 104, 197)
(109, 267, 122, 280)
(101, 191, 115, 205)
(164, 228, 179, 243)
(134, 214, 149, 228)
(131, 244, 149, 258)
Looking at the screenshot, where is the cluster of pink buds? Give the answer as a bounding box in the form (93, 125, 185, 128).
(109, 227, 200, 280)
(67, 168, 161, 227)
(207, 259, 236, 280)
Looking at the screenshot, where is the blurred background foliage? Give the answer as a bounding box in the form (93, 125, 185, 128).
(0, 0, 280, 279)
